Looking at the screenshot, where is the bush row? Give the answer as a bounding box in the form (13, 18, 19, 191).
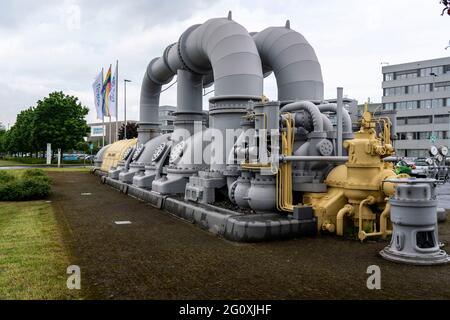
(0, 169, 52, 201)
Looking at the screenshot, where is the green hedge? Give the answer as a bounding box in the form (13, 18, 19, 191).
(0, 169, 51, 201)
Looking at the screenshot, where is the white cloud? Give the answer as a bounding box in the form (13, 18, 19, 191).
(0, 0, 449, 127)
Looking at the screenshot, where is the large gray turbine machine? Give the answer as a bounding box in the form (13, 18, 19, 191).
(96, 12, 356, 242)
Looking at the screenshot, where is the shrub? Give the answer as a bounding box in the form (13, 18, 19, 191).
(0, 171, 15, 183)
(0, 170, 51, 201)
(19, 177, 51, 200)
(0, 180, 23, 201)
(22, 169, 52, 184)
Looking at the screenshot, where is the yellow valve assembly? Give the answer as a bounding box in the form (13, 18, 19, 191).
(302, 106, 401, 240)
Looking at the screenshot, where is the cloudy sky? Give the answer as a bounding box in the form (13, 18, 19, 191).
(0, 0, 449, 127)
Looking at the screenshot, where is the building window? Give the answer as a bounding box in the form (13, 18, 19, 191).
(407, 116, 431, 125)
(407, 85, 419, 94)
(383, 103, 394, 110)
(395, 70, 418, 80)
(434, 81, 450, 92)
(419, 99, 432, 109)
(395, 86, 406, 95)
(432, 99, 444, 108)
(384, 88, 394, 96)
(397, 117, 407, 125)
(431, 66, 444, 75)
(406, 101, 418, 109)
(436, 131, 449, 139)
(420, 67, 432, 77)
(434, 114, 449, 124)
(418, 84, 431, 93)
(384, 73, 394, 81)
(445, 65, 450, 74)
(396, 102, 407, 110)
(418, 132, 431, 140)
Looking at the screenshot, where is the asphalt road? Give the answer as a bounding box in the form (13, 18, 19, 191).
(47, 171, 450, 300)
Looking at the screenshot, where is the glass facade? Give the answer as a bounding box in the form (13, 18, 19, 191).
(397, 131, 449, 140)
(383, 64, 449, 81)
(383, 98, 448, 110)
(383, 60, 450, 159)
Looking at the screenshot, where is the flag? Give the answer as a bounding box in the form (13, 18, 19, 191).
(102, 66, 112, 117)
(92, 71, 104, 119)
(109, 62, 118, 118)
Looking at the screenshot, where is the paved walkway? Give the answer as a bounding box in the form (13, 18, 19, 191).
(49, 171, 450, 299)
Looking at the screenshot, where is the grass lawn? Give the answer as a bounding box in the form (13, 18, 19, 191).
(0, 159, 35, 167)
(0, 201, 84, 299)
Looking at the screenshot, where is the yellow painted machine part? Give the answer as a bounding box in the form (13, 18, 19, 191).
(100, 138, 137, 172)
(277, 113, 295, 212)
(302, 105, 401, 240)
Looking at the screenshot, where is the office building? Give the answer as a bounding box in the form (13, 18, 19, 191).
(382, 57, 450, 157)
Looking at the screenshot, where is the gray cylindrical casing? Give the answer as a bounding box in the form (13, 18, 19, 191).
(253, 25, 324, 101)
(174, 69, 204, 138)
(180, 18, 263, 171)
(247, 174, 276, 213)
(380, 181, 450, 265)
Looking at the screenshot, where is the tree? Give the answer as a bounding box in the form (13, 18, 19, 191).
(12, 107, 35, 155)
(0, 128, 6, 155)
(118, 122, 138, 140)
(31, 92, 89, 160)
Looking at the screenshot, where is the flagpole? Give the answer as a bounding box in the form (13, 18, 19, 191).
(102, 68, 105, 147)
(115, 60, 119, 143)
(109, 63, 112, 145)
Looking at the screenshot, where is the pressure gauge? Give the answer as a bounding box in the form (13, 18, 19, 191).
(122, 147, 133, 161)
(439, 146, 448, 156)
(169, 141, 185, 164)
(430, 145, 438, 156)
(132, 145, 145, 162)
(152, 142, 167, 162)
(436, 154, 444, 163)
(426, 158, 434, 165)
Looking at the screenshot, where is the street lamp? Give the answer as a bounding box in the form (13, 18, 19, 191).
(124, 79, 132, 139)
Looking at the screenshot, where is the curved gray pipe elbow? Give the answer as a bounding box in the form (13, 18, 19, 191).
(280, 101, 323, 132)
(253, 25, 323, 101)
(317, 104, 352, 133)
(180, 18, 263, 97)
(321, 113, 333, 132)
(139, 47, 181, 143)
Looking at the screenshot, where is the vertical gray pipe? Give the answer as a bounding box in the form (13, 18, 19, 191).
(175, 69, 203, 138)
(179, 16, 263, 171)
(337, 87, 343, 156)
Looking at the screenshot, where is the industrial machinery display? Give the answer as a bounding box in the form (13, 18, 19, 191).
(92, 13, 449, 259)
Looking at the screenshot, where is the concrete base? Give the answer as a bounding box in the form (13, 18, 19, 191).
(119, 170, 139, 184)
(97, 172, 316, 242)
(380, 246, 450, 265)
(108, 168, 122, 180)
(132, 172, 156, 189)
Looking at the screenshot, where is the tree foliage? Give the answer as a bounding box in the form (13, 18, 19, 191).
(2, 91, 89, 156)
(118, 122, 138, 140)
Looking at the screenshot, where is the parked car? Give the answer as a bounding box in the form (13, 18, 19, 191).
(62, 154, 80, 161)
(410, 158, 432, 177)
(394, 160, 412, 175)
